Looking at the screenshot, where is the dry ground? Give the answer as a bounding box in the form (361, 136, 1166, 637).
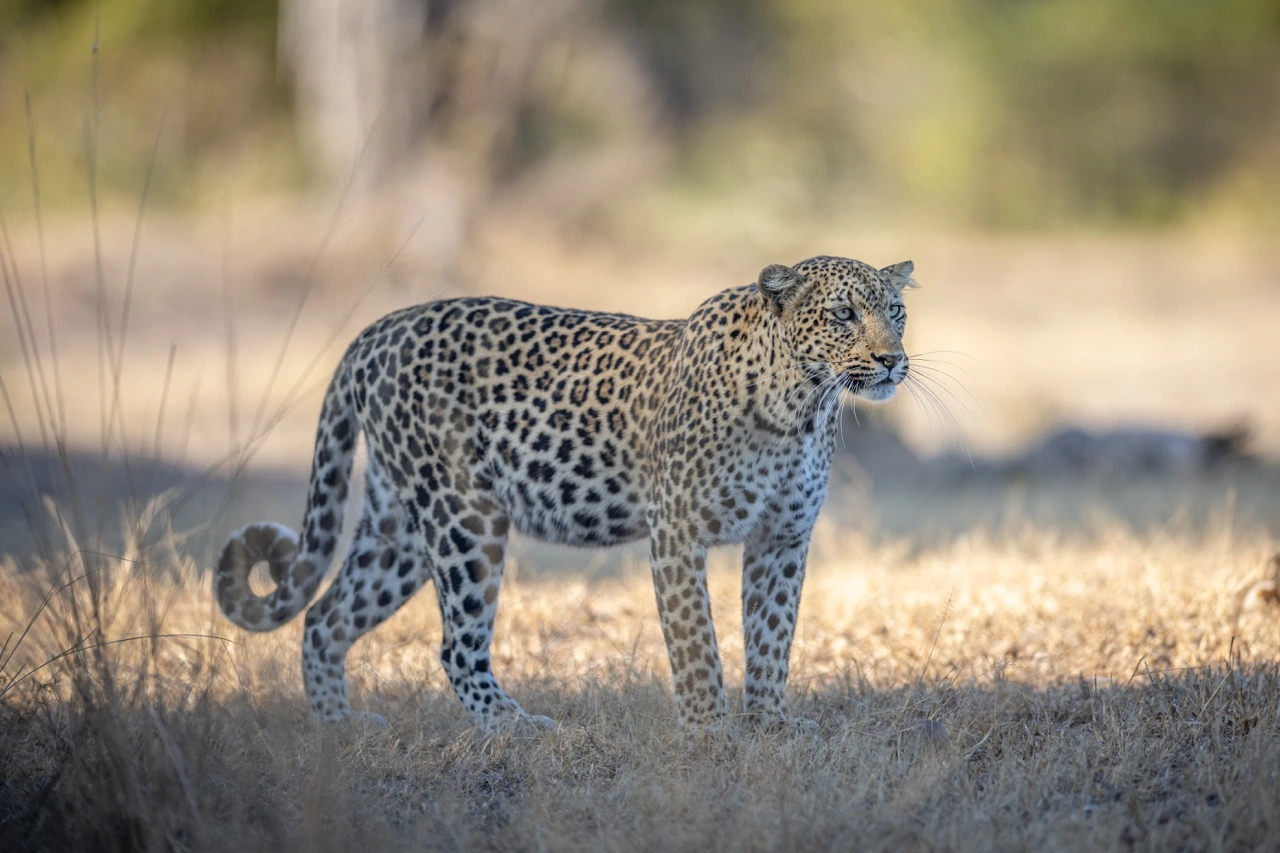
(2, 514, 1279, 851)
(3, 212, 1280, 850)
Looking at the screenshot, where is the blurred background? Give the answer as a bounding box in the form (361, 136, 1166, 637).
(2, 0, 1279, 559)
(5, 0, 1280, 226)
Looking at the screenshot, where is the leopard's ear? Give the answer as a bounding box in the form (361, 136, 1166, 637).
(880, 260, 916, 293)
(757, 264, 805, 315)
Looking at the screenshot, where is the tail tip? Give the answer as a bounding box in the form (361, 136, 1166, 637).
(215, 522, 301, 629)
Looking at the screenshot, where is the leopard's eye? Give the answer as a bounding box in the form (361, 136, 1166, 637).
(833, 305, 857, 323)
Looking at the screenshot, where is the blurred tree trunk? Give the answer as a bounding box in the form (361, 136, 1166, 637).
(279, 0, 582, 188)
(277, 0, 585, 274)
(279, 0, 431, 189)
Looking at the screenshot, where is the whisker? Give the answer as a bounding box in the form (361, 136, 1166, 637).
(908, 357, 974, 379)
(912, 377, 961, 438)
(908, 349, 982, 366)
(903, 376, 953, 438)
(902, 375, 973, 466)
(901, 379, 930, 423)
(836, 394, 847, 448)
(908, 352, 980, 392)
(745, 361, 821, 389)
(813, 382, 841, 417)
(905, 359, 981, 412)
(792, 373, 838, 413)
(833, 376, 857, 448)
(902, 377, 946, 436)
(909, 368, 980, 419)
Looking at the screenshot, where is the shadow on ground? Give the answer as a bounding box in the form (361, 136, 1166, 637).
(2, 661, 1278, 852)
(3, 416, 1279, 575)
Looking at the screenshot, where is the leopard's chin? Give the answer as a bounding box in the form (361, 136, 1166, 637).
(853, 379, 898, 402)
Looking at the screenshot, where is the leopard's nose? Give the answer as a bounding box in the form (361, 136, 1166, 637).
(872, 352, 904, 370)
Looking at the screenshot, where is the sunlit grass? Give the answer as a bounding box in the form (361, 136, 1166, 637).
(2, 515, 1279, 850)
(3, 48, 1280, 849)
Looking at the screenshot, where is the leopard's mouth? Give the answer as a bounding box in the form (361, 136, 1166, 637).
(829, 363, 905, 403)
(849, 375, 900, 402)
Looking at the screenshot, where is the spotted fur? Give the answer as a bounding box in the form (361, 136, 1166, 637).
(214, 255, 915, 731)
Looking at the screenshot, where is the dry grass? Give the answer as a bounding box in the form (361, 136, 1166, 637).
(2, 508, 1279, 851)
(3, 179, 1279, 852)
(4, 59, 1280, 848)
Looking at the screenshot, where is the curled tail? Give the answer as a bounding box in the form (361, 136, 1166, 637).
(214, 363, 358, 631)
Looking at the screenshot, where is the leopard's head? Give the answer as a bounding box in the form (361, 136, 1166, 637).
(758, 255, 915, 402)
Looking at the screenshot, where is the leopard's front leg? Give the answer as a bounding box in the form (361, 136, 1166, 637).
(741, 523, 813, 729)
(647, 508, 729, 727)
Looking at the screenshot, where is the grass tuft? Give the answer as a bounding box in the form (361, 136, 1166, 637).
(2, 519, 1279, 850)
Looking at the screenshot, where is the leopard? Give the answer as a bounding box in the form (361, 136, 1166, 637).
(214, 255, 915, 732)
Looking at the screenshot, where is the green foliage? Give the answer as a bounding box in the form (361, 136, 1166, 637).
(0, 0, 276, 44)
(0, 0, 289, 210)
(964, 0, 1280, 224)
(3, 0, 1279, 225)
(617, 0, 1280, 226)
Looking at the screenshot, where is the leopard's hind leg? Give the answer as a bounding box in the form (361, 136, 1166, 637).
(301, 462, 426, 722)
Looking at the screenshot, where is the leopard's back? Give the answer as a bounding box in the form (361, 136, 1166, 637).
(346, 297, 684, 547)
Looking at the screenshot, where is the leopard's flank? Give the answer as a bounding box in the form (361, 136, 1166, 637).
(215, 256, 916, 732)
